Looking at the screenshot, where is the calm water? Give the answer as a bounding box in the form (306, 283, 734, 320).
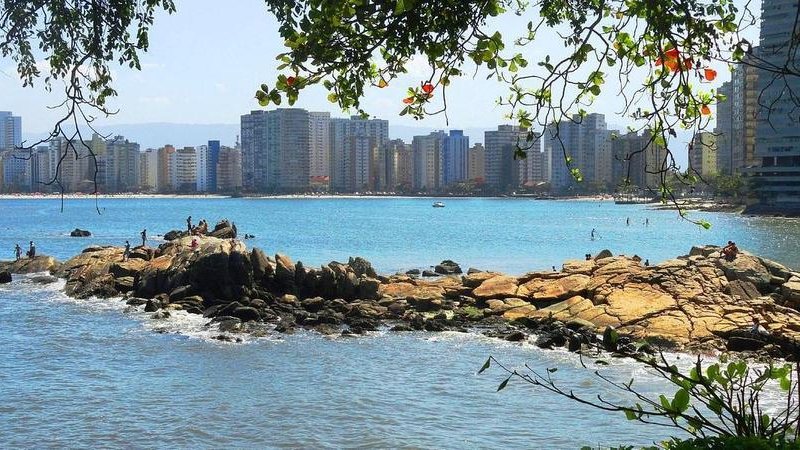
(1, 197, 799, 448)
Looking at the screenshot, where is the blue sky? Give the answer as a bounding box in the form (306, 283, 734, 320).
(1, 0, 762, 167)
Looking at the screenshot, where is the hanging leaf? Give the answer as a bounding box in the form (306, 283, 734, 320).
(497, 375, 512, 391)
(478, 358, 491, 374)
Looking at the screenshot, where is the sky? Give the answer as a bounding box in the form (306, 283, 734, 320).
(0, 0, 763, 167)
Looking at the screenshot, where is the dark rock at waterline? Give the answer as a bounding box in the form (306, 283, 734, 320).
(405, 269, 421, 275)
(504, 330, 526, 342)
(231, 306, 261, 322)
(594, 249, 613, 260)
(126, 297, 149, 306)
(70, 228, 91, 237)
(435, 260, 462, 275)
(163, 230, 188, 241)
(422, 270, 438, 277)
(0, 270, 12, 283)
(348, 256, 377, 278)
(144, 299, 160, 312)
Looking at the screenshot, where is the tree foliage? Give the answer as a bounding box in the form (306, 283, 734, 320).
(481, 348, 800, 446)
(259, 0, 797, 210)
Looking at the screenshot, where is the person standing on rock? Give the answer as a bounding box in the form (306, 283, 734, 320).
(14, 243, 21, 261)
(141, 229, 147, 247)
(28, 241, 35, 259)
(591, 228, 596, 240)
(187, 216, 192, 232)
(122, 241, 131, 261)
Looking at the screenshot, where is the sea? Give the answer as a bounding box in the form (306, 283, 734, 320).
(1, 197, 798, 449)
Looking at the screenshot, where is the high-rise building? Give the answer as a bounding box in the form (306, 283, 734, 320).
(309, 112, 331, 190)
(329, 116, 389, 192)
(48, 137, 96, 192)
(384, 139, 412, 191)
(207, 140, 220, 193)
(610, 131, 666, 190)
(105, 136, 140, 192)
(689, 132, 718, 177)
(31, 146, 50, 192)
(751, 0, 800, 206)
(0, 111, 21, 150)
(441, 130, 469, 186)
(140, 149, 159, 193)
(196, 144, 208, 192)
(485, 125, 532, 190)
(1, 149, 32, 191)
(467, 143, 486, 183)
(545, 114, 611, 192)
(217, 146, 243, 192)
(715, 55, 760, 176)
(171, 147, 197, 192)
(241, 108, 326, 192)
(412, 131, 445, 191)
(157, 145, 176, 193)
(518, 134, 546, 188)
(240, 110, 270, 191)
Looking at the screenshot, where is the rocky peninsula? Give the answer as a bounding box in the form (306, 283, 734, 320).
(3, 220, 800, 359)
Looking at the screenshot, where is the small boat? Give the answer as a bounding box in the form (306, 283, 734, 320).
(432, 201, 445, 208)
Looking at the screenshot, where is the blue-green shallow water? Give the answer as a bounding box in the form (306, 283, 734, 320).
(1, 197, 799, 273)
(1, 197, 799, 448)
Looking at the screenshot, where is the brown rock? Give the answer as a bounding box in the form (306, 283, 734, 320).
(472, 275, 520, 299)
(523, 274, 590, 301)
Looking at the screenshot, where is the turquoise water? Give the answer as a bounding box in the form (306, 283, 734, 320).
(1, 197, 798, 273)
(1, 197, 799, 448)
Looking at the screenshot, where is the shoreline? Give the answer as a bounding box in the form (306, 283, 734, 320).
(2, 225, 799, 359)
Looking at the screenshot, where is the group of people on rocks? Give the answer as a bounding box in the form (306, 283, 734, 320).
(13, 241, 35, 260)
(187, 216, 210, 236)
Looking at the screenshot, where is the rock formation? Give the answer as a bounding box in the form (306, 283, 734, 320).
(5, 233, 800, 358)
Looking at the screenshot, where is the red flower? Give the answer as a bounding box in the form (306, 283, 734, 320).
(665, 48, 680, 60)
(421, 82, 434, 94)
(403, 97, 414, 104)
(683, 58, 693, 70)
(701, 104, 711, 116)
(287, 76, 296, 86)
(703, 68, 717, 81)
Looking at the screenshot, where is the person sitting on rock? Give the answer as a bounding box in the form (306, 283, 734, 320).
(27, 241, 35, 259)
(122, 241, 131, 262)
(14, 243, 21, 261)
(721, 241, 739, 261)
(190, 237, 199, 255)
(750, 317, 770, 336)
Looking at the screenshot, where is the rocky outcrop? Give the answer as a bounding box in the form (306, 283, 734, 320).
(0, 256, 60, 274)
(435, 260, 462, 275)
(0, 270, 11, 283)
(46, 237, 800, 358)
(70, 228, 91, 237)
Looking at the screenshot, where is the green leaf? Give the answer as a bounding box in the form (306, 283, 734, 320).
(672, 388, 690, 413)
(780, 376, 791, 391)
(497, 375, 511, 391)
(698, 220, 712, 230)
(624, 409, 637, 420)
(478, 358, 490, 374)
(327, 92, 339, 103)
(659, 394, 671, 410)
(547, 367, 558, 373)
(708, 398, 722, 415)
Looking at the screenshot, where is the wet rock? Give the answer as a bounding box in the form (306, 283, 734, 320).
(594, 249, 613, 260)
(231, 306, 261, 322)
(126, 297, 148, 306)
(151, 310, 171, 320)
(435, 260, 462, 275)
(390, 324, 415, 332)
(144, 299, 160, 312)
(214, 316, 242, 332)
(422, 270, 438, 277)
(0, 270, 11, 284)
(504, 330, 526, 342)
(405, 269, 421, 275)
(70, 228, 91, 237)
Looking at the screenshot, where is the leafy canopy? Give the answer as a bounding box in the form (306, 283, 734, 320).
(260, 0, 760, 199)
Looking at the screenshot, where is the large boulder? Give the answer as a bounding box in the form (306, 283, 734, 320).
(434, 260, 462, 275)
(718, 254, 772, 289)
(0, 256, 60, 274)
(0, 270, 11, 284)
(348, 256, 377, 278)
(163, 230, 187, 241)
(472, 275, 521, 299)
(70, 228, 91, 237)
(209, 220, 236, 239)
